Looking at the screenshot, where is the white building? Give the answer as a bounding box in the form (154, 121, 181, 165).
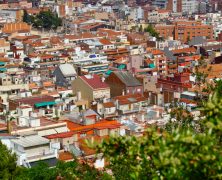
(182, 0, 198, 14)
(10, 135, 58, 167)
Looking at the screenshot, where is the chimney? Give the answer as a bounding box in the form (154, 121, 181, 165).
(101, 76, 105, 82)
(122, 89, 125, 96)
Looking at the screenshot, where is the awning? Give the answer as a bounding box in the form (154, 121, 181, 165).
(118, 64, 126, 70)
(35, 101, 56, 108)
(0, 68, 7, 72)
(149, 63, 155, 68)
(105, 69, 113, 75)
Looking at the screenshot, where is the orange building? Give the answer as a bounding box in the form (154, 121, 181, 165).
(155, 24, 175, 40)
(2, 22, 31, 34)
(155, 21, 213, 43)
(174, 21, 213, 43)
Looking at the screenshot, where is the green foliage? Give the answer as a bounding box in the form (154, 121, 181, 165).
(0, 142, 21, 180)
(202, 80, 222, 137)
(96, 80, 222, 179)
(23, 10, 32, 25)
(97, 128, 222, 179)
(16, 162, 56, 180)
(23, 10, 62, 30)
(16, 160, 110, 180)
(3, 76, 222, 179)
(145, 24, 162, 41)
(36, 11, 62, 29)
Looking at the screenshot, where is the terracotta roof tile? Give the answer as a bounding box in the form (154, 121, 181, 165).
(64, 119, 121, 132)
(99, 38, 113, 45)
(59, 152, 74, 161)
(45, 131, 76, 139)
(114, 93, 147, 105)
(80, 74, 109, 89)
(172, 47, 196, 54)
(31, 42, 45, 47)
(78, 135, 109, 156)
(103, 102, 115, 108)
(151, 49, 164, 55)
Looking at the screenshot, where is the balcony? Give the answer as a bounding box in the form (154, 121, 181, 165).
(27, 152, 55, 162)
(119, 107, 140, 114)
(104, 111, 118, 118)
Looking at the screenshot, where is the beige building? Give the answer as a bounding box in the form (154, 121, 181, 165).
(0, 39, 10, 53)
(72, 74, 110, 107)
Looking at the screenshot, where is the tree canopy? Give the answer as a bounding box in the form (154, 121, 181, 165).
(145, 24, 163, 41)
(15, 159, 110, 180)
(23, 10, 62, 30)
(94, 80, 222, 179)
(0, 142, 21, 180)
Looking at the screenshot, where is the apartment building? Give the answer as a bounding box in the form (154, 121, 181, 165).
(2, 22, 31, 34)
(154, 0, 198, 13)
(155, 21, 213, 43)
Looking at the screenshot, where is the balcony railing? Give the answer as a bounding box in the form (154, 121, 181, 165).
(120, 108, 140, 114)
(27, 152, 55, 161)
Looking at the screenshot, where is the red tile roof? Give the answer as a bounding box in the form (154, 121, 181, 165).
(99, 38, 113, 45)
(151, 49, 164, 56)
(45, 131, 76, 139)
(59, 152, 74, 161)
(172, 47, 196, 54)
(78, 135, 109, 156)
(80, 74, 109, 89)
(103, 102, 115, 108)
(64, 119, 121, 132)
(12, 95, 55, 106)
(114, 93, 147, 105)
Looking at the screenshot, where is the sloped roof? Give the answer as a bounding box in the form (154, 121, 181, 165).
(114, 93, 147, 105)
(11, 135, 49, 148)
(13, 95, 54, 106)
(65, 119, 121, 132)
(103, 102, 115, 108)
(59, 64, 77, 77)
(172, 47, 196, 54)
(80, 74, 109, 89)
(113, 71, 142, 87)
(99, 38, 113, 45)
(45, 131, 76, 139)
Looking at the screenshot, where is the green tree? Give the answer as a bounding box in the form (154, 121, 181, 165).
(0, 142, 21, 180)
(16, 159, 111, 180)
(145, 24, 162, 41)
(23, 10, 32, 24)
(35, 11, 62, 30)
(18, 162, 57, 180)
(94, 81, 222, 179)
